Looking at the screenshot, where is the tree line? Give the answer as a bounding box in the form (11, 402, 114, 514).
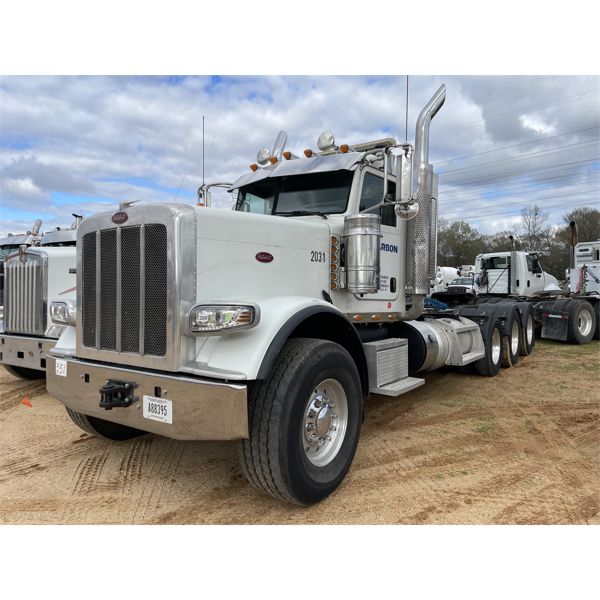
(437, 206, 600, 279)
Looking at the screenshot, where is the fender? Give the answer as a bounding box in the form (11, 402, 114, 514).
(187, 296, 368, 391)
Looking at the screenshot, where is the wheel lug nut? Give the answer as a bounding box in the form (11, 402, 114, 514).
(306, 423, 315, 431)
(314, 399, 323, 408)
(309, 433, 318, 441)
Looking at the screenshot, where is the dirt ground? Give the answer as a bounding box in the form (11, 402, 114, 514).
(0, 339, 598, 525)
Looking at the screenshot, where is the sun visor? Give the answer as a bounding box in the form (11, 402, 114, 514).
(229, 152, 364, 191)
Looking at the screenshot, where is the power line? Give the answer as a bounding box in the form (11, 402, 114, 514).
(441, 195, 599, 224)
(440, 187, 600, 218)
(439, 140, 599, 177)
(439, 172, 600, 204)
(434, 125, 600, 166)
(437, 157, 600, 188)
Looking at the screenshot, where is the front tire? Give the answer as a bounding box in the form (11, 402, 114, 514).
(566, 300, 596, 344)
(66, 407, 145, 441)
(3, 364, 45, 380)
(238, 338, 363, 505)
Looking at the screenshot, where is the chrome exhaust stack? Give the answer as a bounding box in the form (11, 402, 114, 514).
(569, 220, 578, 269)
(406, 84, 446, 297)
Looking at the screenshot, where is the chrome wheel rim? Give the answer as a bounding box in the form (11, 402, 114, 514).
(578, 309, 593, 337)
(301, 379, 348, 467)
(491, 328, 501, 364)
(511, 320, 520, 355)
(526, 314, 534, 345)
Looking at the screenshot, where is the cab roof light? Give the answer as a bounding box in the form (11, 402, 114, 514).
(250, 164, 258, 172)
(269, 156, 278, 165)
(304, 149, 314, 158)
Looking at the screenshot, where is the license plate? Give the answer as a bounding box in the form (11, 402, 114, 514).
(55, 359, 68, 377)
(142, 395, 172, 424)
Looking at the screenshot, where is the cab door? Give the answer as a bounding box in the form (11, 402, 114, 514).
(356, 168, 403, 301)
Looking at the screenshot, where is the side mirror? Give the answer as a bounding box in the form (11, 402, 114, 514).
(394, 149, 413, 204)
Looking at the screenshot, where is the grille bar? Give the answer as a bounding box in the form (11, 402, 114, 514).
(81, 223, 167, 357)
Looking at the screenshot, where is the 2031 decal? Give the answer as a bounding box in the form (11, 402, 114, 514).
(310, 250, 326, 263)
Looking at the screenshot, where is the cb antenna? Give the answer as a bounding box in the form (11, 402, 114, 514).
(202, 115, 205, 187)
(404, 75, 409, 143)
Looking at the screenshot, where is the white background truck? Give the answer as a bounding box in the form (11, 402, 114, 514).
(0, 219, 79, 379)
(466, 231, 598, 344)
(46, 86, 531, 504)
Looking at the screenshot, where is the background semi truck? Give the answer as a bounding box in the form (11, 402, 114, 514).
(0, 217, 80, 379)
(45, 85, 534, 505)
(435, 223, 599, 344)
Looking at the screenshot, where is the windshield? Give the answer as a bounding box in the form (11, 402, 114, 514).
(451, 278, 474, 285)
(0, 246, 20, 258)
(235, 170, 353, 216)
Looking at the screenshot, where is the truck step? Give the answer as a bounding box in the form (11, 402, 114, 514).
(370, 376, 425, 397)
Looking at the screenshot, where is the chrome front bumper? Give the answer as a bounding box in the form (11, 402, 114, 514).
(46, 356, 248, 441)
(0, 333, 55, 371)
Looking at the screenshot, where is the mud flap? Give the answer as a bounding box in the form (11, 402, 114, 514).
(540, 312, 569, 341)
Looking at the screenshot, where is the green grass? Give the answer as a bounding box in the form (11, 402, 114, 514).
(473, 419, 495, 434)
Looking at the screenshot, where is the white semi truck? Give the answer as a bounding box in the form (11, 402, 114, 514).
(433, 225, 598, 345)
(45, 86, 529, 504)
(0, 217, 80, 379)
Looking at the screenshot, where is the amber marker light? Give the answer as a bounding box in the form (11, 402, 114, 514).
(283, 151, 292, 160)
(269, 156, 278, 165)
(353, 315, 362, 321)
(304, 149, 313, 158)
(340, 144, 349, 153)
(250, 164, 258, 172)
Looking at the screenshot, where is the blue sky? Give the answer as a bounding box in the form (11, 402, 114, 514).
(1, 75, 598, 236)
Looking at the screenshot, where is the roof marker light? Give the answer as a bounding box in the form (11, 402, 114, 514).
(250, 164, 258, 172)
(304, 149, 314, 158)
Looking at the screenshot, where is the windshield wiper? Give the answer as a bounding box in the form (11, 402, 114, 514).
(276, 210, 328, 219)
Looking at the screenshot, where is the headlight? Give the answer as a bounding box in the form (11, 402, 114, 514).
(50, 300, 76, 326)
(188, 304, 258, 334)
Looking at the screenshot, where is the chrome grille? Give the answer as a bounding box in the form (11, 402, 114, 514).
(4, 254, 46, 335)
(81, 224, 168, 356)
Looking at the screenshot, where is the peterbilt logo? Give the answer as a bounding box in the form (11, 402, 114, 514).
(112, 211, 129, 224)
(256, 252, 274, 263)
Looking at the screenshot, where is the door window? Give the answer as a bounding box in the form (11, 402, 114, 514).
(359, 173, 397, 227)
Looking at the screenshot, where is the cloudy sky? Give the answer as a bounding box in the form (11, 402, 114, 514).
(1, 75, 598, 236)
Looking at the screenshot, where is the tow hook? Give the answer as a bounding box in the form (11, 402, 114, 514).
(99, 379, 139, 410)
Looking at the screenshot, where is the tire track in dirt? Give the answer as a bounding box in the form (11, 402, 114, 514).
(0, 381, 46, 414)
(131, 439, 187, 523)
(119, 437, 152, 495)
(72, 451, 109, 496)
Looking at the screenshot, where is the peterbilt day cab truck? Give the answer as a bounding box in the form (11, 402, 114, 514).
(0, 218, 80, 379)
(46, 86, 528, 505)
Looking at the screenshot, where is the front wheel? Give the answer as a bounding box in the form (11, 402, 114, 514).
(238, 338, 363, 505)
(566, 300, 596, 344)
